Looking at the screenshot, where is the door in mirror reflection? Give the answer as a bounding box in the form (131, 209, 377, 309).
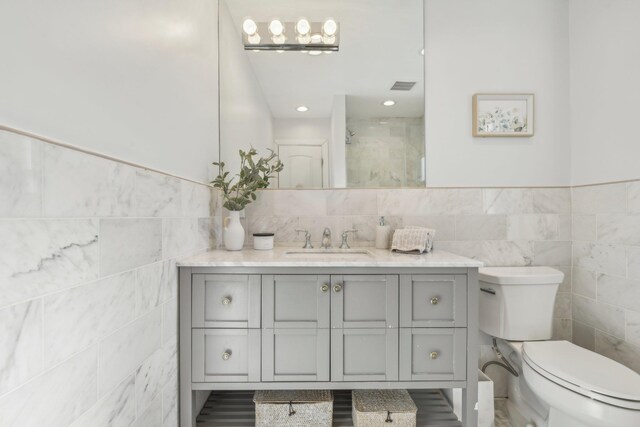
(278, 144, 325, 189)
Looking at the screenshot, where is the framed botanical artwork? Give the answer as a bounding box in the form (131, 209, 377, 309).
(472, 93, 534, 137)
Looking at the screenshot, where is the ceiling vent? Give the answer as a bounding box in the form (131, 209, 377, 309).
(390, 81, 416, 91)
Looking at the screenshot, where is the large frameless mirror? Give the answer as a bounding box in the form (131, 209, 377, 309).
(218, 0, 425, 189)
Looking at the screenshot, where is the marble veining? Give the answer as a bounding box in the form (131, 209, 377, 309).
(43, 144, 135, 217)
(0, 219, 99, 308)
(0, 299, 43, 395)
(135, 260, 177, 317)
(44, 271, 136, 367)
(69, 375, 135, 427)
(177, 248, 483, 268)
(135, 341, 176, 415)
(0, 132, 42, 217)
(135, 170, 181, 217)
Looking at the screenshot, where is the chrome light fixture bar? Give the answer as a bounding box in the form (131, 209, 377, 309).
(242, 18, 340, 52)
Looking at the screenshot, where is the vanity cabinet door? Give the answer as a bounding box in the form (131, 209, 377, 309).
(192, 329, 261, 382)
(331, 328, 398, 382)
(400, 275, 467, 328)
(399, 328, 466, 381)
(192, 274, 261, 328)
(262, 328, 330, 382)
(262, 275, 330, 328)
(331, 275, 399, 328)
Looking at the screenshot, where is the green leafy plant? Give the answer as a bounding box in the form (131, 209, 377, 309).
(211, 148, 284, 211)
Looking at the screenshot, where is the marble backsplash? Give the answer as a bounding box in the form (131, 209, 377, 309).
(240, 187, 573, 342)
(0, 129, 216, 426)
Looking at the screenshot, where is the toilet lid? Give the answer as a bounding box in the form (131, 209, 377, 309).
(479, 267, 564, 285)
(523, 341, 640, 402)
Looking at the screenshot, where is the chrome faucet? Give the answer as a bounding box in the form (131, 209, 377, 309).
(295, 229, 313, 249)
(321, 227, 332, 249)
(339, 229, 358, 249)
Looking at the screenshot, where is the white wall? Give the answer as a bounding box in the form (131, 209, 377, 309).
(0, 0, 219, 183)
(219, 1, 274, 177)
(425, 0, 571, 187)
(569, 0, 640, 185)
(273, 118, 332, 141)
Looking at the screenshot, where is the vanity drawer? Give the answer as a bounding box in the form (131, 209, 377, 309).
(400, 275, 467, 327)
(192, 274, 261, 328)
(331, 328, 398, 382)
(262, 328, 330, 382)
(399, 328, 466, 381)
(331, 275, 398, 328)
(192, 329, 261, 382)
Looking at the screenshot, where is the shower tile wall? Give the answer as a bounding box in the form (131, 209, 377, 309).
(571, 181, 640, 372)
(346, 118, 425, 188)
(0, 130, 216, 426)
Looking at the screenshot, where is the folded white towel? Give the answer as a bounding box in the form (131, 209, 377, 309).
(391, 226, 436, 254)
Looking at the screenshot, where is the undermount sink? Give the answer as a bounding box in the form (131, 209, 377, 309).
(284, 249, 373, 256)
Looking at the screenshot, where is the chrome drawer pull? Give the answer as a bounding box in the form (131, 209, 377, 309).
(430, 297, 439, 305)
(321, 284, 329, 293)
(430, 351, 439, 360)
(333, 283, 343, 293)
(222, 350, 232, 360)
(222, 296, 232, 305)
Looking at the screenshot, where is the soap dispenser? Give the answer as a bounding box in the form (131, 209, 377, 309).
(375, 216, 391, 249)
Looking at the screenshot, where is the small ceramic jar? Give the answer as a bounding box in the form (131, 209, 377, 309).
(253, 233, 274, 250)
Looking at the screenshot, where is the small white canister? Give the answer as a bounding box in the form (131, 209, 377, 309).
(253, 233, 274, 250)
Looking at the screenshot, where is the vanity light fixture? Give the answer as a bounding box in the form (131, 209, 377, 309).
(382, 100, 396, 107)
(296, 105, 309, 112)
(241, 18, 339, 52)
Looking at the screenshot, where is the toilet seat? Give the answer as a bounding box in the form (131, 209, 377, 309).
(522, 341, 640, 410)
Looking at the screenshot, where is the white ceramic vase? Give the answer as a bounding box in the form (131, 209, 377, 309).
(223, 211, 245, 251)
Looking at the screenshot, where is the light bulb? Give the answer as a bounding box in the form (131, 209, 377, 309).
(323, 19, 337, 37)
(247, 33, 261, 44)
(383, 100, 396, 106)
(296, 106, 309, 112)
(296, 18, 311, 35)
(242, 18, 257, 35)
(310, 34, 323, 44)
(297, 34, 311, 44)
(308, 50, 322, 56)
(322, 34, 336, 45)
(271, 34, 286, 44)
(268, 19, 284, 36)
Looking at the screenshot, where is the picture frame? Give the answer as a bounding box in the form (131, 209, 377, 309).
(472, 93, 534, 137)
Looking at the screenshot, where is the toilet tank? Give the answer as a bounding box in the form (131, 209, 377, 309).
(479, 267, 564, 341)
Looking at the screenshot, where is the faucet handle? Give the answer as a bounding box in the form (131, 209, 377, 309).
(295, 229, 313, 249)
(339, 229, 358, 249)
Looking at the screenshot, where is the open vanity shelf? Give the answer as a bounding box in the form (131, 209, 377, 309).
(196, 389, 462, 427)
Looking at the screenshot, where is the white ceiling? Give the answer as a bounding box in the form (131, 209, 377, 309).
(222, 0, 424, 119)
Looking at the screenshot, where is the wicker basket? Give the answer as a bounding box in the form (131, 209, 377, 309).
(352, 390, 417, 427)
(254, 390, 333, 427)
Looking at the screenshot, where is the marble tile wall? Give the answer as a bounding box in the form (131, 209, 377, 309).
(242, 187, 573, 341)
(0, 129, 215, 426)
(571, 181, 640, 372)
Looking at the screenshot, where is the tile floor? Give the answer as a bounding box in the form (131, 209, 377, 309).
(494, 398, 513, 427)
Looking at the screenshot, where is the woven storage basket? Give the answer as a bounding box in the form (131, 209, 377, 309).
(254, 390, 333, 427)
(352, 389, 417, 427)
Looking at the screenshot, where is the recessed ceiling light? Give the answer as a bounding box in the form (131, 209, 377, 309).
(382, 100, 396, 106)
(296, 106, 309, 112)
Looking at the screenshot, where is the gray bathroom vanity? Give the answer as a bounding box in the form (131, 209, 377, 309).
(178, 249, 482, 426)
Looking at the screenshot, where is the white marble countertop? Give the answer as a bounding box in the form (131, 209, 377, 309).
(177, 248, 483, 268)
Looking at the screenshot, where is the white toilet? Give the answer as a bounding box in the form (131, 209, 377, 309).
(479, 266, 640, 427)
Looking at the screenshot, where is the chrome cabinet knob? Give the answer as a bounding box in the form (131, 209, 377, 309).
(430, 351, 439, 360)
(333, 283, 343, 293)
(430, 297, 439, 305)
(222, 350, 232, 360)
(321, 284, 329, 293)
(222, 296, 232, 305)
